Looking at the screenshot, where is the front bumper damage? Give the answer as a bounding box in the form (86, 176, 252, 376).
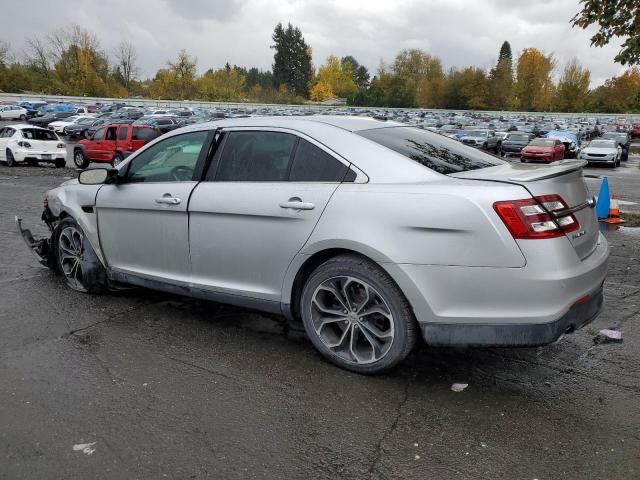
(15, 208, 57, 268)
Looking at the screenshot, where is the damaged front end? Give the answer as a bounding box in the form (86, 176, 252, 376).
(15, 203, 58, 269)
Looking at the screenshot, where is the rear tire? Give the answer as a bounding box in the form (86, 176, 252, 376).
(53, 217, 107, 294)
(6, 150, 16, 167)
(300, 254, 417, 374)
(73, 149, 89, 169)
(55, 158, 66, 168)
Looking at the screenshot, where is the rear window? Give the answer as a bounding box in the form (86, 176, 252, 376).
(22, 129, 57, 141)
(529, 139, 555, 147)
(133, 127, 160, 141)
(357, 126, 502, 174)
(507, 134, 530, 142)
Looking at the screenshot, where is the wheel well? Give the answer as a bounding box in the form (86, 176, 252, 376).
(288, 248, 375, 322)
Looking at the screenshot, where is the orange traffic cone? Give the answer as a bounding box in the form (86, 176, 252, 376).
(600, 192, 626, 224)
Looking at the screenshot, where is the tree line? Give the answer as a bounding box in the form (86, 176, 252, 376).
(0, 23, 639, 113)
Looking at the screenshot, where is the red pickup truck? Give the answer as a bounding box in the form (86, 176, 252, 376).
(72, 123, 161, 168)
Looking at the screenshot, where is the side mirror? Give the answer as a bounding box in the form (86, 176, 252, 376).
(78, 168, 118, 185)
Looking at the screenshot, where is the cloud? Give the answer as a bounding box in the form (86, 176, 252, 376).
(0, 0, 627, 87)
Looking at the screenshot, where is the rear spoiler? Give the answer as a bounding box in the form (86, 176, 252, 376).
(508, 160, 587, 182)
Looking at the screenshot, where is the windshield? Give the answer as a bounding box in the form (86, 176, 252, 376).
(76, 117, 95, 125)
(507, 134, 529, 142)
(22, 129, 58, 141)
(588, 140, 616, 148)
(357, 126, 502, 175)
(463, 130, 487, 137)
(529, 139, 554, 147)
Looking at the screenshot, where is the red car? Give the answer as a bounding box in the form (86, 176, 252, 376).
(72, 123, 161, 168)
(520, 138, 565, 163)
(631, 123, 640, 138)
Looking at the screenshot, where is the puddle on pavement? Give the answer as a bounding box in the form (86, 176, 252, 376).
(599, 223, 640, 234)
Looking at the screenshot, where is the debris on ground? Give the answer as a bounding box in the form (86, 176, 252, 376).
(451, 383, 469, 392)
(73, 442, 96, 455)
(594, 329, 623, 344)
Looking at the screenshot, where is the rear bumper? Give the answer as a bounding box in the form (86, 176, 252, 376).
(421, 284, 603, 346)
(13, 149, 67, 162)
(384, 233, 609, 347)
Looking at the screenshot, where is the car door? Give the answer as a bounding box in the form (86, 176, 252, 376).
(86, 127, 105, 160)
(0, 128, 7, 160)
(116, 125, 131, 152)
(100, 125, 118, 161)
(95, 129, 211, 283)
(188, 128, 352, 302)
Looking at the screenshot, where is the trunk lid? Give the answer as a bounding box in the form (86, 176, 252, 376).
(452, 160, 598, 260)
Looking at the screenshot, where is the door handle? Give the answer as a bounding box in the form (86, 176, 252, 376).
(155, 194, 181, 205)
(279, 198, 315, 210)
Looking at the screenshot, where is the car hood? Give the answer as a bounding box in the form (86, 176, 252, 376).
(522, 146, 553, 153)
(581, 147, 617, 155)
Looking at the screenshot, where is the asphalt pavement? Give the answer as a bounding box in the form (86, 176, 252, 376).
(1, 152, 639, 479)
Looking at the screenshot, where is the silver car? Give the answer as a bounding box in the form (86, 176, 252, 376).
(17, 116, 609, 373)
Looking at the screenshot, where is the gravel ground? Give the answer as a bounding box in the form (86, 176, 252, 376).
(1, 151, 639, 479)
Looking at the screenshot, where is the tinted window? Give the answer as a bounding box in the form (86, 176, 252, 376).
(93, 128, 104, 141)
(22, 128, 57, 141)
(118, 127, 129, 140)
(126, 131, 207, 183)
(216, 131, 297, 182)
(529, 139, 555, 147)
(290, 139, 348, 182)
(132, 127, 160, 141)
(357, 127, 502, 175)
(105, 127, 117, 141)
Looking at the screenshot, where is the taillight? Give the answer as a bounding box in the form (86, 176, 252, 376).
(493, 194, 579, 239)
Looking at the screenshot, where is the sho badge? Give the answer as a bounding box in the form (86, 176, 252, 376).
(572, 230, 586, 239)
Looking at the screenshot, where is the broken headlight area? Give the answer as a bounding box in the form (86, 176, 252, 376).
(15, 206, 59, 269)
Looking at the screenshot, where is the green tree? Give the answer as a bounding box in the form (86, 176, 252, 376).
(488, 40, 514, 109)
(271, 22, 313, 97)
(313, 55, 357, 99)
(572, 0, 640, 65)
(593, 68, 640, 112)
(341, 55, 370, 90)
(554, 59, 591, 112)
(198, 66, 246, 101)
(392, 49, 444, 107)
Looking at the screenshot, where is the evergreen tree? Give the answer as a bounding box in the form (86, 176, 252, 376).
(489, 41, 514, 109)
(271, 22, 313, 97)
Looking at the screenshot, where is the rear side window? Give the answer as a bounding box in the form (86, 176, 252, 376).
(22, 128, 57, 141)
(118, 127, 129, 140)
(132, 127, 160, 141)
(357, 126, 502, 174)
(216, 131, 297, 181)
(290, 139, 349, 182)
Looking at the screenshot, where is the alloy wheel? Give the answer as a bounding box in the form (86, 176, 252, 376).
(58, 226, 86, 291)
(310, 276, 395, 365)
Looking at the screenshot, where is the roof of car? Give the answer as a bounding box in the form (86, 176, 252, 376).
(4, 124, 49, 130)
(176, 115, 406, 134)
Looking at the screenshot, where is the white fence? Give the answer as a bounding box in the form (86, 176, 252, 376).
(1, 92, 639, 120)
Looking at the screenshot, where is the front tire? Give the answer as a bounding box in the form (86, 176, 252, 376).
(73, 149, 89, 169)
(6, 150, 16, 167)
(300, 254, 417, 374)
(54, 217, 106, 294)
(19, 114, 26, 121)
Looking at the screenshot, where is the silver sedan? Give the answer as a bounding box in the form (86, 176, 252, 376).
(18, 116, 609, 373)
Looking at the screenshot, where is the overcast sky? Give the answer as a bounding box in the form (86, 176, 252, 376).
(1, 0, 627, 87)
